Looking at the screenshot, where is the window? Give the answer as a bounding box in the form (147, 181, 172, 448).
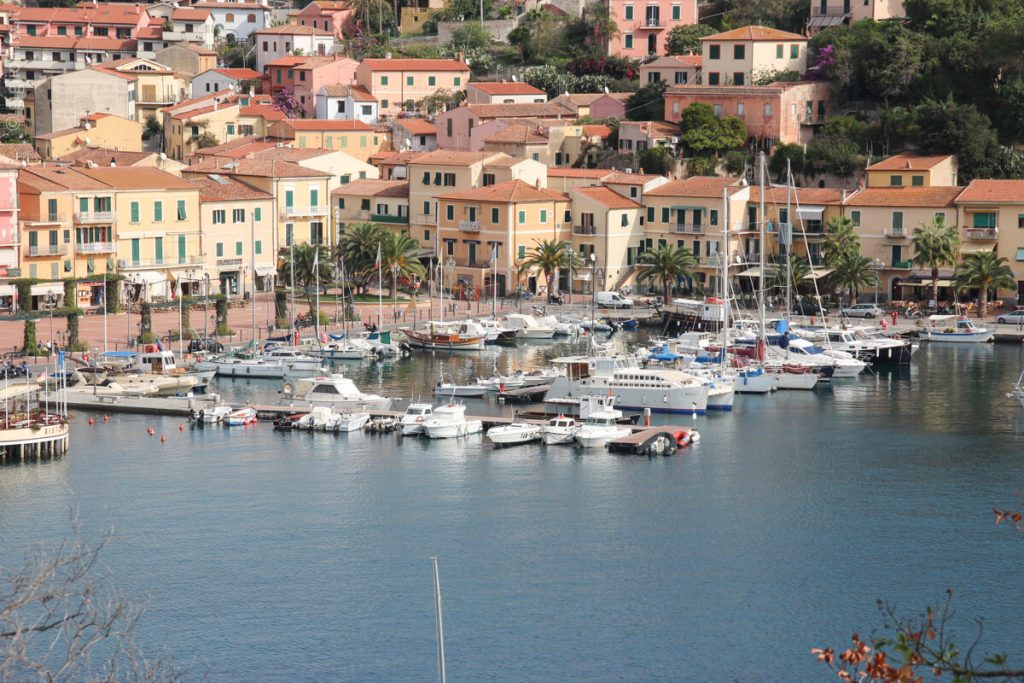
(255, 240, 262, 255)
(443, 173, 456, 186)
(540, 209, 547, 223)
(406, 76, 414, 86)
(213, 210, 226, 224)
(674, 71, 686, 85)
(362, 105, 373, 116)
(428, 76, 436, 86)
(709, 44, 720, 59)
(446, 204, 454, 221)
(177, 200, 186, 220)
(624, 4, 633, 19)
(1016, 248, 1024, 262)
(300, 72, 306, 81)
(422, 171, 431, 185)
(710, 209, 719, 226)
(232, 241, 241, 256)
(648, 72, 661, 83)
(518, 210, 526, 224)
(973, 212, 996, 228)
(624, 34, 633, 49)
(889, 175, 903, 187)
(911, 175, 924, 186)
(57, 26, 66, 35)
(620, 213, 629, 227)
(381, 100, 389, 109)
(446, 240, 455, 256)
(491, 207, 499, 224)
(733, 45, 744, 59)
(337, 100, 345, 113)
(790, 44, 800, 59)
(337, 197, 346, 210)
(423, 201, 430, 215)
(248, 14, 256, 22)
(518, 245, 526, 260)
(1018, 214, 1024, 229)
(233, 208, 245, 223)
(454, 77, 461, 86)
(733, 73, 744, 86)
(154, 237, 163, 263)
(361, 198, 371, 211)
(381, 75, 389, 86)
(216, 242, 223, 257)
(154, 201, 163, 222)
(892, 211, 904, 230)
(850, 210, 861, 226)
(446, 118, 453, 136)
(483, 173, 495, 186)
(26, 25, 35, 36)
(671, 4, 680, 20)
(226, 13, 234, 21)
(629, 187, 638, 199)
(764, 103, 773, 116)
(661, 207, 669, 223)
(647, 207, 655, 222)
(226, 123, 235, 135)
(713, 104, 722, 117)
(776, 44, 783, 58)
(424, 230, 430, 241)
(737, 102, 745, 116)
(708, 72, 720, 85)
(130, 201, 139, 223)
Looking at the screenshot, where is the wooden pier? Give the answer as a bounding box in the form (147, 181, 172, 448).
(607, 426, 698, 455)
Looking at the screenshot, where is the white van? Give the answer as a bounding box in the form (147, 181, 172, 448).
(595, 291, 634, 309)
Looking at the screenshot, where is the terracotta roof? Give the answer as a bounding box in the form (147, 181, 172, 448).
(359, 58, 469, 72)
(547, 168, 609, 179)
(596, 92, 631, 102)
(954, 180, 1024, 204)
(0, 143, 40, 162)
(14, 36, 78, 49)
(239, 103, 287, 121)
(188, 136, 288, 157)
(76, 166, 196, 190)
(16, 4, 144, 25)
(171, 8, 210, 20)
(19, 167, 110, 192)
(394, 118, 436, 136)
(748, 186, 845, 206)
(480, 154, 521, 168)
(212, 67, 262, 80)
(183, 43, 217, 56)
(574, 186, 642, 209)
(468, 81, 545, 96)
(408, 150, 496, 167)
(845, 186, 963, 208)
(645, 176, 744, 197)
(249, 147, 341, 162)
(320, 84, 376, 101)
(643, 54, 702, 69)
(551, 93, 603, 107)
(189, 175, 273, 202)
(601, 170, 664, 185)
(74, 37, 137, 51)
(867, 152, 953, 172)
(621, 120, 679, 137)
(182, 157, 331, 178)
(464, 102, 573, 119)
(582, 124, 611, 138)
(703, 25, 807, 42)
(370, 150, 426, 164)
(280, 119, 372, 131)
(193, 1, 270, 10)
(35, 125, 88, 141)
(135, 25, 163, 39)
(254, 24, 331, 35)
(437, 179, 567, 203)
(306, 0, 349, 9)
(60, 147, 154, 167)
(330, 179, 408, 198)
(484, 124, 548, 144)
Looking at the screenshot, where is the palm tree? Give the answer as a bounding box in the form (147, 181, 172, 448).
(770, 256, 812, 303)
(911, 215, 959, 309)
(636, 245, 698, 304)
(519, 239, 579, 303)
(954, 249, 1015, 318)
(822, 216, 860, 269)
(338, 222, 386, 293)
(830, 253, 878, 304)
(379, 230, 427, 299)
(278, 243, 335, 318)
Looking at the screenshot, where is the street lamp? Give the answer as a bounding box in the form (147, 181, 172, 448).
(589, 252, 597, 326)
(565, 246, 574, 309)
(870, 257, 885, 306)
(44, 293, 57, 354)
(444, 256, 456, 318)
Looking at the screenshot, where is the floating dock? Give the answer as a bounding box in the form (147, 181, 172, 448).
(607, 426, 698, 455)
(60, 390, 222, 416)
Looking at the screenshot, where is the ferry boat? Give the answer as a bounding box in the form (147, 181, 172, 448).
(545, 356, 710, 414)
(921, 316, 995, 343)
(400, 321, 487, 351)
(281, 374, 393, 411)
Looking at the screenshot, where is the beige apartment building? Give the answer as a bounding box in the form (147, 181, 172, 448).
(701, 25, 808, 87)
(865, 152, 958, 188)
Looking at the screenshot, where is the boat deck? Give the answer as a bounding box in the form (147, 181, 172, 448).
(607, 426, 697, 455)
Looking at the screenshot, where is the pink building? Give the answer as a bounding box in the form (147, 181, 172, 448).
(293, 0, 352, 39)
(290, 56, 359, 117)
(589, 93, 630, 119)
(0, 165, 18, 283)
(434, 102, 576, 150)
(606, 0, 698, 58)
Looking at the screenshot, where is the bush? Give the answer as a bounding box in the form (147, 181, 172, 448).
(22, 320, 46, 356)
(688, 155, 716, 176)
(724, 150, 747, 175)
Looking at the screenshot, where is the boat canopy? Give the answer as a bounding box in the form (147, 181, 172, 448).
(0, 384, 38, 401)
(928, 315, 957, 323)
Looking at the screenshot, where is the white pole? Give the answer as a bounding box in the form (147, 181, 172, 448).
(178, 276, 184, 357)
(431, 557, 447, 683)
(102, 282, 107, 353)
(377, 243, 383, 330)
(758, 154, 767, 350)
(314, 246, 321, 342)
(252, 212, 258, 346)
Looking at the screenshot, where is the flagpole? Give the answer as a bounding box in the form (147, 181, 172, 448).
(376, 243, 383, 330)
(491, 243, 497, 318)
(314, 246, 321, 343)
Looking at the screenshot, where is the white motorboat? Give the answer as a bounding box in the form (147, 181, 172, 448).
(542, 415, 578, 445)
(574, 408, 632, 448)
(422, 402, 483, 439)
(784, 338, 867, 378)
(224, 406, 257, 426)
(281, 373, 393, 411)
(262, 346, 325, 371)
(537, 315, 576, 336)
(922, 316, 994, 343)
(433, 382, 487, 398)
(400, 402, 434, 435)
(520, 368, 562, 386)
(295, 406, 370, 432)
(194, 354, 291, 379)
(505, 313, 556, 340)
(73, 379, 160, 398)
(305, 339, 371, 361)
(486, 422, 542, 447)
(194, 404, 233, 423)
(823, 327, 914, 365)
(475, 372, 526, 392)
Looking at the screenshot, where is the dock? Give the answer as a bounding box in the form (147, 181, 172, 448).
(607, 426, 698, 455)
(61, 390, 222, 416)
(496, 384, 551, 403)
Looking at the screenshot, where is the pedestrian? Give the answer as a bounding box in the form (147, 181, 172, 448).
(890, 309, 897, 328)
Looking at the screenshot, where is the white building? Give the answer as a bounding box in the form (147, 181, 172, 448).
(464, 81, 547, 105)
(191, 0, 271, 42)
(315, 84, 378, 123)
(392, 117, 437, 151)
(191, 67, 262, 96)
(253, 25, 334, 73)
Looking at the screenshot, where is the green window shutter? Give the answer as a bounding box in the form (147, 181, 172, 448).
(178, 234, 185, 264)
(911, 175, 924, 186)
(79, 197, 88, 213)
(131, 238, 139, 263)
(776, 44, 783, 58)
(491, 207, 499, 223)
(216, 242, 223, 257)
(285, 190, 294, 208)
(254, 207, 261, 221)
(647, 207, 654, 221)
(154, 201, 162, 222)
(661, 207, 669, 222)
(154, 237, 163, 262)
(518, 210, 525, 223)
(429, 76, 436, 86)
(28, 231, 37, 247)
(406, 76, 414, 86)
(381, 76, 388, 85)
(892, 212, 903, 229)
(176, 200, 186, 220)
(624, 4, 633, 19)
(454, 77, 461, 87)
(518, 245, 525, 259)
(851, 210, 860, 226)
(255, 240, 262, 255)
(310, 188, 318, 206)
(236, 241, 242, 256)
(130, 201, 139, 223)
(446, 204, 454, 220)
(672, 5, 680, 19)
(624, 34, 633, 49)
(540, 209, 547, 223)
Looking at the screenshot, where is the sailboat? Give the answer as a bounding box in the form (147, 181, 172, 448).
(401, 256, 486, 350)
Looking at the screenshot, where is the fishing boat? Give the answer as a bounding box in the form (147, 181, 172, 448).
(575, 406, 632, 448)
(400, 402, 434, 435)
(422, 402, 483, 439)
(433, 382, 487, 398)
(921, 316, 995, 343)
(133, 345, 216, 387)
(281, 373, 393, 411)
(224, 406, 257, 426)
(194, 404, 233, 423)
(401, 321, 487, 351)
(505, 314, 556, 340)
(486, 422, 542, 447)
(542, 415, 578, 445)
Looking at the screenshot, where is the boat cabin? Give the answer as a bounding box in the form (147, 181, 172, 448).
(928, 315, 981, 333)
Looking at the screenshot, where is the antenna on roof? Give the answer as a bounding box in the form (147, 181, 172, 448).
(604, 86, 610, 94)
(511, 75, 517, 82)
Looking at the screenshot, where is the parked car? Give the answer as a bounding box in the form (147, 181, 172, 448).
(996, 309, 1024, 324)
(595, 291, 634, 309)
(841, 303, 884, 319)
(792, 299, 829, 316)
(189, 337, 224, 354)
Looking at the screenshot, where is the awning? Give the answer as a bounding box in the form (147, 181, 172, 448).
(737, 266, 778, 278)
(808, 15, 844, 29)
(255, 265, 277, 277)
(30, 283, 63, 297)
(0, 284, 14, 297)
(802, 268, 834, 280)
(900, 279, 955, 288)
(414, 248, 436, 258)
(795, 207, 825, 220)
(961, 244, 996, 254)
(130, 271, 166, 286)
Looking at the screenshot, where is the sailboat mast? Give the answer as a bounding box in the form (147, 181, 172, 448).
(251, 212, 257, 345)
(431, 557, 447, 683)
(758, 153, 767, 347)
(785, 158, 793, 316)
(377, 244, 383, 330)
(720, 188, 729, 360)
(315, 247, 321, 342)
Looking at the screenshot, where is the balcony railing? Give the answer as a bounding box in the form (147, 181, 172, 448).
(810, 5, 852, 16)
(118, 255, 204, 269)
(26, 244, 68, 256)
(964, 227, 998, 240)
(643, 18, 664, 28)
(459, 220, 481, 232)
(372, 213, 409, 224)
(414, 213, 434, 224)
(672, 223, 704, 234)
(282, 205, 329, 218)
(891, 259, 913, 269)
(886, 226, 907, 238)
(699, 255, 722, 267)
(74, 211, 115, 223)
(217, 258, 243, 267)
(800, 114, 827, 126)
(75, 241, 114, 254)
(573, 224, 597, 235)
(27, 213, 65, 225)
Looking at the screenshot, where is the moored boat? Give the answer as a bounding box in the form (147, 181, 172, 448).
(542, 415, 578, 445)
(224, 406, 257, 426)
(422, 402, 483, 439)
(486, 422, 542, 446)
(922, 315, 994, 343)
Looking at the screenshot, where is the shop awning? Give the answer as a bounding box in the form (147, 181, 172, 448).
(802, 268, 834, 280)
(901, 279, 955, 288)
(795, 207, 825, 220)
(0, 284, 14, 297)
(130, 271, 166, 285)
(30, 283, 63, 297)
(960, 244, 996, 254)
(255, 265, 277, 277)
(737, 266, 778, 278)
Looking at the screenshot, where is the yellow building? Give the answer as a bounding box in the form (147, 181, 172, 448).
(332, 179, 409, 236)
(747, 185, 845, 268)
(865, 152, 958, 188)
(35, 113, 143, 160)
(435, 180, 570, 297)
(95, 57, 189, 124)
(188, 175, 277, 298)
(161, 92, 278, 161)
(701, 25, 808, 86)
(569, 185, 644, 292)
(270, 119, 391, 163)
(954, 179, 1024, 300)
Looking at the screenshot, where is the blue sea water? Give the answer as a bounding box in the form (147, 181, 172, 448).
(1, 339, 1023, 681)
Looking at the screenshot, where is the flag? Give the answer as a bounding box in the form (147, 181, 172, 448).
(375, 243, 382, 270)
(313, 247, 319, 270)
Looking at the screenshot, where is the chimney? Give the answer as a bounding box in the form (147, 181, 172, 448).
(842, 189, 848, 202)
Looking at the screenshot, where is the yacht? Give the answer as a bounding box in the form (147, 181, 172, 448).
(305, 339, 371, 361)
(505, 314, 556, 340)
(575, 406, 632, 448)
(433, 382, 487, 398)
(280, 373, 393, 411)
(537, 315, 576, 336)
(422, 402, 483, 439)
(545, 355, 710, 414)
(195, 352, 294, 379)
(486, 422, 542, 447)
(261, 345, 324, 371)
(400, 402, 434, 436)
(476, 318, 516, 344)
(783, 338, 867, 378)
(824, 327, 914, 365)
(542, 415, 578, 445)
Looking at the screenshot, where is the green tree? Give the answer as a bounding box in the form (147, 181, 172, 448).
(665, 24, 714, 55)
(349, 0, 395, 33)
(831, 253, 878, 304)
(519, 239, 579, 303)
(22, 320, 43, 356)
(822, 216, 860, 268)
(678, 103, 747, 156)
(448, 22, 490, 50)
(274, 290, 289, 329)
(807, 134, 862, 179)
(379, 230, 427, 299)
(137, 302, 156, 344)
(954, 249, 1015, 318)
(636, 245, 699, 303)
(768, 143, 805, 181)
(338, 222, 387, 293)
(625, 80, 667, 121)
(278, 243, 335, 317)
(638, 145, 672, 175)
(911, 215, 960, 308)
(724, 150, 746, 175)
(914, 98, 1001, 182)
(508, 8, 565, 63)
(722, 0, 808, 33)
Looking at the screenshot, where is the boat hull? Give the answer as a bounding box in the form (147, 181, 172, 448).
(423, 420, 483, 439)
(543, 428, 577, 445)
(575, 427, 631, 448)
(923, 330, 995, 343)
(487, 425, 542, 446)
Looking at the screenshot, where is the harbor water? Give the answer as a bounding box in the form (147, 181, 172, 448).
(1, 337, 1024, 680)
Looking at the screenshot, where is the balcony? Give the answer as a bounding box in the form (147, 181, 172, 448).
(217, 258, 243, 267)
(26, 214, 66, 225)
(282, 206, 329, 218)
(372, 213, 410, 225)
(699, 255, 722, 267)
(26, 244, 68, 257)
(74, 211, 115, 223)
(3, 78, 31, 90)
(800, 114, 827, 126)
(886, 226, 907, 238)
(75, 241, 115, 254)
(573, 224, 597, 235)
(642, 17, 665, 29)
(672, 223, 704, 234)
(414, 213, 434, 224)
(8, 59, 77, 72)
(964, 227, 998, 240)
(459, 220, 481, 232)
(810, 5, 852, 16)
(118, 255, 205, 269)
(891, 259, 913, 269)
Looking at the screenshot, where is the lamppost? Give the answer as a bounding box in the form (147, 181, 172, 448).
(871, 258, 885, 306)
(589, 252, 597, 324)
(444, 256, 455, 318)
(44, 293, 57, 354)
(565, 245, 574, 309)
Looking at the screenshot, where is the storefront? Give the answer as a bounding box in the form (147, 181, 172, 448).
(255, 265, 276, 293)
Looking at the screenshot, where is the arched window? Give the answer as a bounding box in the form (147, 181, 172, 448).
(247, 14, 256, 22)
(225, 13, 234, 22)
